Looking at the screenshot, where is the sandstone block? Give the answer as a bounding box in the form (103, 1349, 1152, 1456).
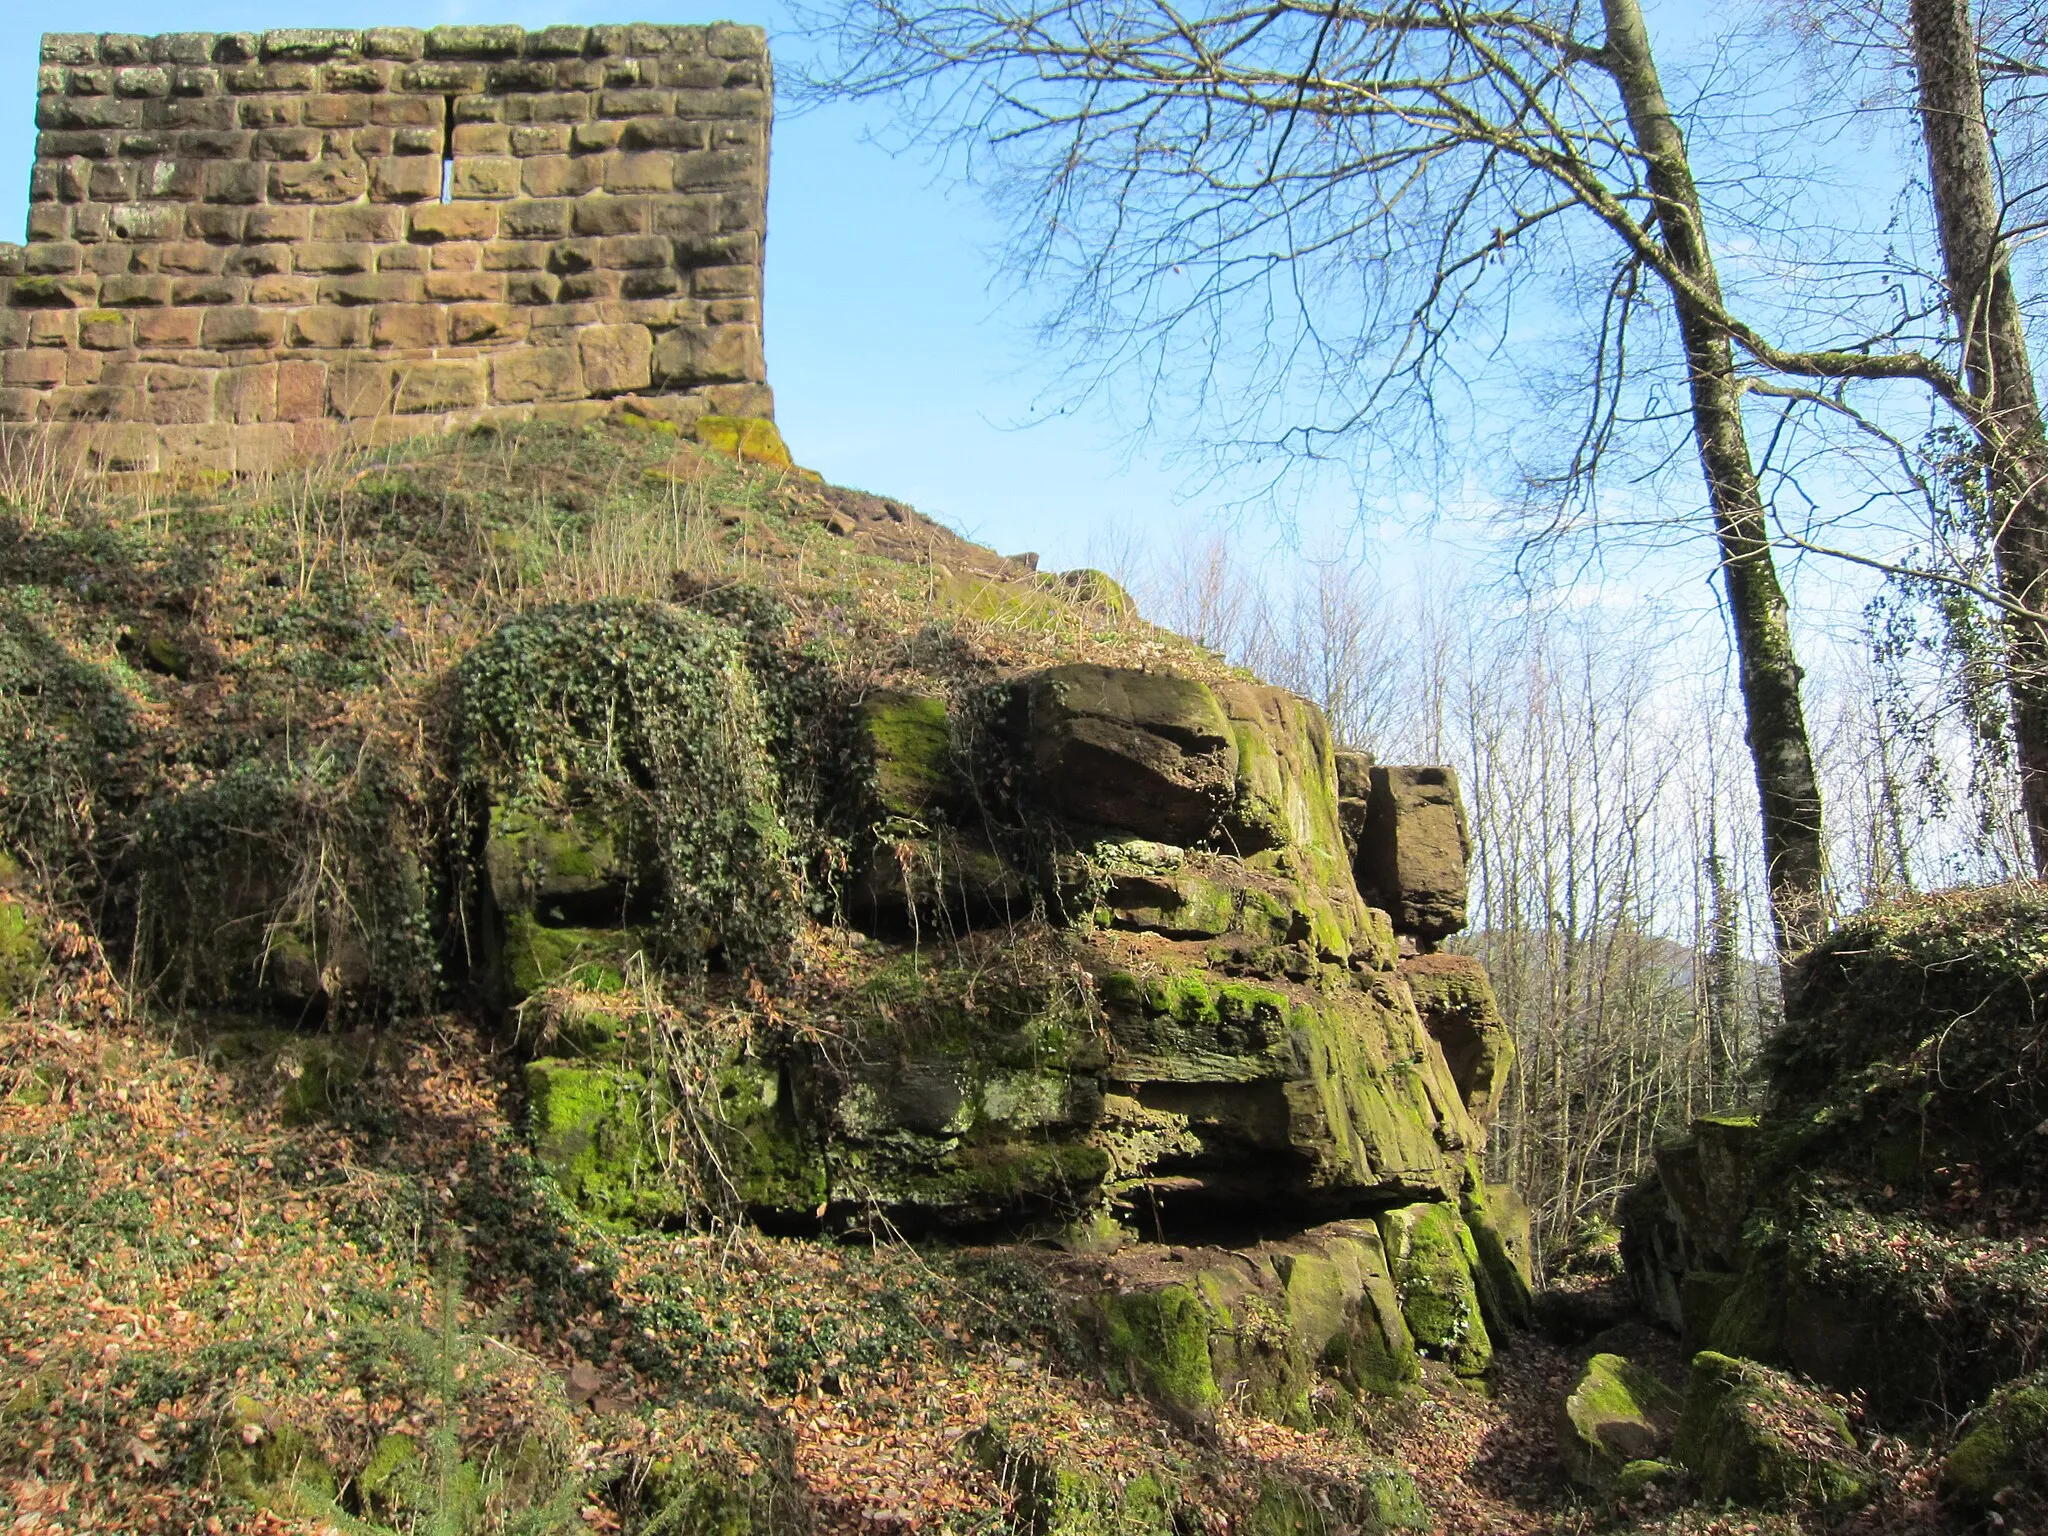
(394, 359, 485, 412)
(313, 205, 403, 242)
(596, 234, 669, 269)
(170, 276, 242, 305)
(293, 242, 371, 274)
(651, 322, 760, 385)
(1356, 766, 1470, 943)
(448, 303, 524, 344)
(571, 122, 623, 153)
(200, 306, 282, 349)
(137, 366, 213, 424)
(160, 242, 225, 275)
(133, 308, 201, 346)
(426, 25, 525, 58)
(510, 125, 571, 156)
(239, 97, 300, 128)
(578, 323, 651, 394)
(451, 157, 519, 199)
(78, 311, 132, 350)
(253, 127, 321, 161)
(84, 423, 161, 472)
(224, 244, 290, 277)
(424, 271, 504, 303)
(289, 306, 364, 348)
(572, 197, 647, 236)
(302, 95, 371, 128)
(619, 117, 697, 151)
(501, 200, 572, 239)
(363, 28, 424, 61)
(215, 362, 276, 423)
(277, 359, 325, 419)
(1024, 665, 1238, 842)
(261, 29, 359, 62)
(604, 153, 673, 194)
(250, 275, 318, 305)
(519, 155, 600, 198)
(491, 346, 583, 403)
(184, 206, 246, 243)
(482, 241, 548, 272)
(699, 381, 774, 419)
(410, 203, 498, 243)
(506, 272, 560, 304)
(328, 360, 393, 417)
(371, 304, 444, 349)
(376, 245, 429, 272)
(269, 159, 368, 202)
(3, 351, 67, 388)
(319, 273, 421, 305)
(373, 94, 441, 126)
(324, 62, 392, 93)
(246, 206, 313, 241)
(691, 264, 757, 297)
(559, 271, 622, 303)
(451, 122, 510, 156)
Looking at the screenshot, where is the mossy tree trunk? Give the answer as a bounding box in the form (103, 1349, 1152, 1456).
(1602, 0, 1830, 954)
(1910, 0, 2048, 877)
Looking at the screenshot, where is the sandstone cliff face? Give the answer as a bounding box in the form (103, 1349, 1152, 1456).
(0, 419, 1529, 1441)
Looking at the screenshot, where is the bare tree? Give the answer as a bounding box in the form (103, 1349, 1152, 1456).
(802, 0, 1848, 950)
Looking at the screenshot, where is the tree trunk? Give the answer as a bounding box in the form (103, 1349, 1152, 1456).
(1600, 0, 1832, 954)
(1910, 0, 2048, 876)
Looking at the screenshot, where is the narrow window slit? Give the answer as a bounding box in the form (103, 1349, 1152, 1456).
(440, 96, 457, 204)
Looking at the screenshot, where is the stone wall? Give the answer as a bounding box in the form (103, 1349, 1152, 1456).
(0, 24, 771, 474)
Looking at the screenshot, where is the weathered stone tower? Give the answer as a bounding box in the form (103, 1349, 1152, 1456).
(0, 25, 771, 473)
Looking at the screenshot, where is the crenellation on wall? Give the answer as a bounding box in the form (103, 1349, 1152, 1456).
(0, 24, 773, 473)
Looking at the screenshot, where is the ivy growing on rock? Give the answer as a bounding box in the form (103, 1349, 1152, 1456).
(456, 602, 806, 977)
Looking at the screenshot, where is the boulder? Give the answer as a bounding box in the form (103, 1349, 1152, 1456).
(1674, 1351, 1870, 1511)
(1355, 766, 1470, 943)
(1376, 1202, 1492, 1376)
(1026, 665, 1238, 843)
(1400, 954, 1514, 1128)
(1556, 1353, 1679, 1492)
(1942, 1371, 2048, 1515)
(1080, 1219, 1422, 1430)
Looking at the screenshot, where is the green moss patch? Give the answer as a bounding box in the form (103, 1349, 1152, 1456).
(1674, 1350, 1870, 1512)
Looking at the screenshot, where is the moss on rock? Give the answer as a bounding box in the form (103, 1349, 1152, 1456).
(1674, 1351, 1870, 1512)
(1376, 1203, 1491, 1376)
(524, 1058, 681, 1226)
(1942, 1371, 2048, 1514)
(1097, 1283, 1225, 1425)
(1557, 1353, 1679, 1492)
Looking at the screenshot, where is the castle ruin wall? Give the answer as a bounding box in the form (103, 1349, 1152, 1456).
(0, 24, 772, 473)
